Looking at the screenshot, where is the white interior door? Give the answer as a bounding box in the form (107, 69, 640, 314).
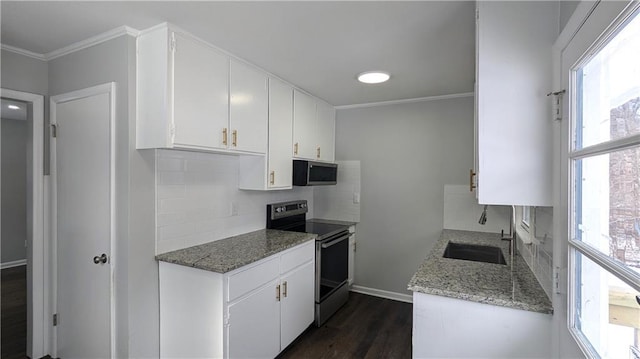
(52, 84, 114, 359)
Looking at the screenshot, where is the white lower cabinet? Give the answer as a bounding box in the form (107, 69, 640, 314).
(280, 262, 314, 349)
(412, 292, 552, 358)
(227, 279, 281, 358)
(159, 240, 315, 358)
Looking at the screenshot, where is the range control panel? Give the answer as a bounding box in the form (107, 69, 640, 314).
(267, 200, 308, 220)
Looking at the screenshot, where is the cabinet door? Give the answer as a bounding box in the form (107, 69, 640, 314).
(172, 32, 229, 149)
(316, 101, 336, 162)
(280, 261, 314, 349)
(228, 280, 280, 359)
(268, 78, 293, 188)
(476, 1, 555, 205)
(230, 59, 268, 153)
(293, 90, 316, 159)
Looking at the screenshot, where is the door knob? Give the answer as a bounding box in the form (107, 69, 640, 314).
(93, 253, 108, 264)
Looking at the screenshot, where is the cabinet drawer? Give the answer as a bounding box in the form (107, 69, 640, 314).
(281, 241, 314, 274)
(228, 257, 279, 302)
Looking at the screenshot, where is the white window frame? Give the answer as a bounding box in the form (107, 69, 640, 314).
(564, 2, 640, 357)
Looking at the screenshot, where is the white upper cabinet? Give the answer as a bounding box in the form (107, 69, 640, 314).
(475, 2, 557, 206)
(267, 78, 294, 189)
(173, 32, 229, 150)
(238, 77, 293, 190)
(229, 59, 268, 154)
(316, 101, 336, 162)
(293, 90, 317, 160)
(137, 24, 267, 155)
(137, 25, 229, 151)
(293, 89, 336, 162)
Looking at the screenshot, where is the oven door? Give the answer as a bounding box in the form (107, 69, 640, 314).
(315, 231, 350, 303)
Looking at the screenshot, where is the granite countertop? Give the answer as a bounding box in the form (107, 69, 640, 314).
(408, 229, 553, 314)
(156, 229, 317, 273)
(308, 218, 358, 226)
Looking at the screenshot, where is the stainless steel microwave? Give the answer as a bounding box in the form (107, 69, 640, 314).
(293, 160, 338, 186)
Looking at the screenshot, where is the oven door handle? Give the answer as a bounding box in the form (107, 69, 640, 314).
(320, 234, 349, 249)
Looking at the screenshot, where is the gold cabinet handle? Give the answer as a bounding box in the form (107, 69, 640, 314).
(270, 171, 275, 185)
(316, 147, 321, 159)
(294, 143, 299, 155)
(232, 130, 237, 147)
(222, 128, 228, 146)
(276, 284, 281, 301)
(470, 169, 477, 192)
(282, 281, 287, 298)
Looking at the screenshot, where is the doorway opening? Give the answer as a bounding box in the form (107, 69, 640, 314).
(0, 89, 46, 359)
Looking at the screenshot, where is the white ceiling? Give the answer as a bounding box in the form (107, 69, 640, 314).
(0, 1, 475, 106)
(1, 98, 28, 121)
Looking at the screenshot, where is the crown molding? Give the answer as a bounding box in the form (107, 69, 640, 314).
(46, 26, 139, 60)
(334, 92, 474, 110)
(1, 44, 47, 61)
(2, 26, 140, 62)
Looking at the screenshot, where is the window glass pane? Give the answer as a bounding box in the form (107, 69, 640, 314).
(572, 146, 640, 264)
(575, 12, 640, 150)
(573, 252, 640, 358)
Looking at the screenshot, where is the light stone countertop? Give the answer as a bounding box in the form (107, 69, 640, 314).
(156, 229, 317, 273)
(408, 229, 553, 314)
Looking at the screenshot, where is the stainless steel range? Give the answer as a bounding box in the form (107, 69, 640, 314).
(266, 200, 350, 326)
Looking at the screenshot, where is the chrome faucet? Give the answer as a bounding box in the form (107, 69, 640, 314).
(478, 205, 488, 225)
(501, 205, 517, 256)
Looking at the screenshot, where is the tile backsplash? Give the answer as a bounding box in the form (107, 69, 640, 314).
(313, 160, 361, 223)
(155, 149, 313, 254)
(516, 206, 554, 299)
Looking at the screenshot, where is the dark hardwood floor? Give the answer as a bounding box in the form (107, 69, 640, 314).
(1, 265, 27, 359)
(278, 292, 412, 359)
(0, 270, 411, 359)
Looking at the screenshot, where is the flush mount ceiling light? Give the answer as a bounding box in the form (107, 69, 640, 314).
(357, 71, 390, 84)
(7, 104, 20, 110)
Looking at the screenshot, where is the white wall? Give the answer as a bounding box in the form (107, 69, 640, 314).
(48, 35, 152, 358)
(560, 1, 580, 34)
(1, 48, 48, 358)
(1, 50, 48, 95)
(1, 118, 28, 264)
(335, 96, 474, 295)
(156, 150, 314, 254)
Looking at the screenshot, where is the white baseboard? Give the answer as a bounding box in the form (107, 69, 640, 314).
(1, 259, 27, 269)
(350, 284, 413, 303)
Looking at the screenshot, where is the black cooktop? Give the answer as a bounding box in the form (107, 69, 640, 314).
(282, 221, 349, 240)
(267, 200, 350, 240)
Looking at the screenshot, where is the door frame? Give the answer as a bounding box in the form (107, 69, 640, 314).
(49, 82, 116, 358)
(0, 88, 45, 359)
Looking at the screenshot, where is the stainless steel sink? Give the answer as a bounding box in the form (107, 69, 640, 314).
(443, 242, 507, 265)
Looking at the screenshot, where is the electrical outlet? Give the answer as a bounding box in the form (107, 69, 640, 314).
(353, 192, 360, 204)
(231, 202, 239, 216)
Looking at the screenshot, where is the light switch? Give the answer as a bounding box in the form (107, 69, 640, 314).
(353, 192, 360, 204)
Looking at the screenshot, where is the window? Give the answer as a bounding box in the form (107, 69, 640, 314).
(569, 6, 640, 358)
